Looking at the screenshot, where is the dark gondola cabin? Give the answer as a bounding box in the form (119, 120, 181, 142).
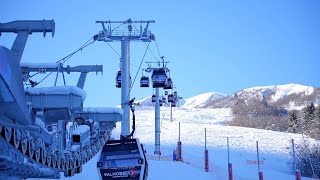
(163, 78, 173, 89)
(140, 76, 149, 87)
(168, 94, 174, 102)
(97, 139, 148, 180)
(116, 71, 121, 88)
(151, 68, 168, 88)
(171, 101, 176, 107)
(151, 95, 156, 102)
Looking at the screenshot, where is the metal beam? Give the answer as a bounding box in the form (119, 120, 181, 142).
(96, 20, 155, 24)
(0, 20, 55, 63)
(0, 20, 55, 37)
(20, 64, 103, 74)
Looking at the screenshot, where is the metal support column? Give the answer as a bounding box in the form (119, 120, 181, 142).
(170, 88, 173, 122)
(11, 32, 29, 62)
(154, 88, 161, 155)
(121, 39, 131, 137)
(57, 120, 66, 150)
(170, 102, 173, 122)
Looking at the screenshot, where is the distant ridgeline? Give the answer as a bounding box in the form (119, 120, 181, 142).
(203, 84, 320, 109)
(136, 84, 320, 139)
(203, 83, 320, 140)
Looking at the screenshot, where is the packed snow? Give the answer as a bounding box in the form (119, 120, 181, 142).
(83, 107, 123, 114)
(25, 86, 87, 101)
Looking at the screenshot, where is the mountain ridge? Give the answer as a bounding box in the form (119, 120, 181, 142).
(136, 83, 320, 110)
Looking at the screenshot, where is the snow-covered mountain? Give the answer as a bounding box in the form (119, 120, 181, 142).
(135, 96, 170, 107)
(181, 92, 226, 109)
(134, 84, 319, 110)
(135, 96, 154, 106)
(204, 83, 320, 110)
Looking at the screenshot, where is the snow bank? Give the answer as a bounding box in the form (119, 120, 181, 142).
(83, 107, 123, 115)
(25, 86, 87, 101)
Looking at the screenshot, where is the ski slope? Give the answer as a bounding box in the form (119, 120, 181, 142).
(30, 106, 317, 180)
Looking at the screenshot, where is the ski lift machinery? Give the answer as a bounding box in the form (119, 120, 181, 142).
(97, 99, 148, 180)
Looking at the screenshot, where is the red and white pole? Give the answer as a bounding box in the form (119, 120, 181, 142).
(228, 163, 233, 180)
(204, 128, 209, 172)
(295, 170, 301, 180)
(292, 139, 301, 180)
(256, 141, 263, 180)
(205, 150, 209, 172)
(177, 141, 182, 161)
(259, 172, 264, 180)
(227, 137, 233, 180)
(177, 122, 182, 161)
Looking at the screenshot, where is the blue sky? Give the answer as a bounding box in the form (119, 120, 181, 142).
(1, 0, 320, 107)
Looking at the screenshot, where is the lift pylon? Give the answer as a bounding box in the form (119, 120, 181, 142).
(96, 19, 155, 138)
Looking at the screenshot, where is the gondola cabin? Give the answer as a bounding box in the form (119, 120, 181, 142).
(151, 95, 156, 102)
(164, 91, 168, 96)
(151, 68, 168, 88)
(171, 101, 177, 107)
(163, 78, 173, 89)
(97, 139, 148, 180)
(140, 76, 149, 87)
(116, 71, 121, 88)
(168, 94, 174, 103)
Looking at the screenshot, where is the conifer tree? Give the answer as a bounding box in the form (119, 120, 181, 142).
(317, 105, 320, 132)
(289, 110, 299, 133)
(302, 103, 316, 131)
